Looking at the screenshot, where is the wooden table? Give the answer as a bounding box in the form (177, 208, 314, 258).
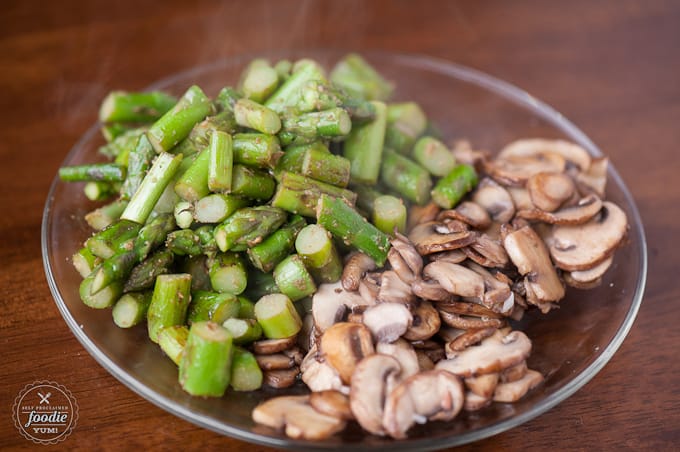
(2, 0, 678, 449)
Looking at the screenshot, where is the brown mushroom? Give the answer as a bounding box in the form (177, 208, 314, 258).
(252, 395, 346, 440)
(439, 311, 505, 330)
(526, 171, 576, 212)
(312, 281, 370, 332)
(463, 233, 509, 268)
(503, 224, 565, 310)
(263, 367, 299, 388)
(517, 194, 603, 225)
(415, 350, 436, 371)
(253, 336, 298, 355)
(382, 370, 464, 439)
(575, 156, 608, 197)
(498, 138, 592, 172)
(465, 262, 514, 314)
(465, 373, 499, 398)
(486, 151, 566, 186)
(310, 390, 354, 421)
(362, 302, 413, 343)
(342, 252, 377, 291)
(377, 271, 416, 305)
(566, 256, 613, 287)
(472, 178, 516, 223)
(500, 360, 528, 383)
(429, 249, 467, 264)
(445, 326, 498, 353)
(412, 279, 452, 301)
(437, 202, 491, 230)
(387, 234, 423, 284)
(320, 322, 375, 384)
(548, 201, 627, 271)
(255, 353, 296, 370)
(376, 339, 420, 378)
(407, 201, 441, 231)
(436, 329, 532, 377)
(300, 348, 346, 393)
(403, 301, 441, 341)
(464, 391, 492, 411)
(408, 221, 477, 255)
(493, 369, 543, 402)
(423, 261, 485, 299)
(437, 299, 504, 319)
(506, 186, 534, 211)
(349, 354, 402, 436)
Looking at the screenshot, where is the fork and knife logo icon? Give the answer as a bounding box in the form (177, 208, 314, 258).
(37, 392, 51, 404)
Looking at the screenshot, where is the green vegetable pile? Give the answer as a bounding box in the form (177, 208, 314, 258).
(59, 54, 478, 397)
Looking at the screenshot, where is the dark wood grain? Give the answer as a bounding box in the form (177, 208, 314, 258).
(1, 0, 678, 450)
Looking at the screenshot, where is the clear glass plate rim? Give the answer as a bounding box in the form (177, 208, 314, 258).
(41, 50, 648, 451)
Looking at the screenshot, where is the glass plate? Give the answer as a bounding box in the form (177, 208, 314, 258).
(42, 51, 647, 450)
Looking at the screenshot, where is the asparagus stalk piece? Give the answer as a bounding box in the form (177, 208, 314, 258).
(188, 291, 240, 324)
(384, 102, 428, 153)
(174, 201, 194, 229)
(124, 248, 174, 293)
(222, 318, 263, 345)
(265, 59, 327, 114)
(431, 163, 478, 209)
(271, 171, 357, 217)
(181, 255, 212, 292)
(84, 181, 119, 201)
(213, 206, 287, 252)
(179, 321, 234, 397)
(352, 183, 384, 217)
(254, 293, 303, 339)
(147, 273, 192, 343)
(215, 87, 241, 113)
(247, 214, 306, 273)
(91, 250, 137, 293)
(275, 141, 329, 175)
(112, 291, 152, 328)
(166, 229, 204, 256)
(316, 194, 391, 266)
(59, 163, 126, 182)
(84, 199, 128, 231)
(174, 148, 210, 202)
(194, 194, 249, 224)
(147, 85, 213, 153)
(99, 91, 177, 123)
(133, 213, 176, 261)
(207, 131, 233, 193)
(274, 59, 293, 82)
(86, 219, 141, 259)
(343, 101, 387, 184)
(230, 165, 276, 201)
(99, 126, 146, 161)
(122, 152, 183, 224)
(208, 252, 248, 295)
(100, 123, 142, 144)
(158, 325, 189, 365)
(295, 224, 342, 283)
(380, 149, 432, 205)
(72, 247, 101, 278)
(237, 296, 256, 319)
(412, 136, 456, 177)
(273, 254, 317, 301)
(79, 271, 123, 309)
(121, 133, 156, 199)
(173, 110, 239, 156)
(234, 99, 281, 135)
(232, 133, 283, 169)
(244, 270, 279, 301)
(372, 195, 407, 235)
(230, 347, 263, 391)
(300, 146, 351, 187)
(330, 53, 394, 101)
(239, 59, 280, 103)
(280, 108, 352, 144)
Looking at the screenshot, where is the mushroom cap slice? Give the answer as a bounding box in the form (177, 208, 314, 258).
(310, 390, 354, 421)
(445, 326, 497, 353)
(377, 271, 416, 305)
(464, 234, 509, 268)
(390, 234, 423, 277)
(409, 221, 477, 255)
(263, 367, 299, 389)
(320, 322, 375, 384)
(376, 339, 420, 378)
(382, 370, 464, 439)
(506, 186, 533, 211)
(255, 353, 296, 370)
(403, 301, 441, 341)
(493, 369, 543, 402)
(407, 201, 441, 231)
(253, 336, 298, 355)
(575, 156, 608, 197)
(567, 256, 613, 283)
(436, 329, 532, 377)
(252, 395, 347, 440)
(429, 249, 467, 264)
(472, 178, 516, 223)
(439, 311, 505, 330)
(300, 353, 346, 393)
(498, 138, 592, 172)
(549, 201, 628, 271)
(437, 202, 491, 230)
(423, 261, 485, 299)
(341, 252, 377, 291)
(503, 224, 565, 304)
(362, 302, 413, 343)
(526, 171, 576, 212)
(465, 372, 499, 398)
(500, 360, 528, 383)
(350, 354, 402, 436)
(411, 279, 452, 302)
(517, 194, 602, 225)
(313, 281, 369, 332)
(486, 151, 566, 186)
(415, 350, 436, 371)
(464, 391, 492, 411)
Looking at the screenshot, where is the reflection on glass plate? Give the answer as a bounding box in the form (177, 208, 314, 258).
(42, 51, 646, 450)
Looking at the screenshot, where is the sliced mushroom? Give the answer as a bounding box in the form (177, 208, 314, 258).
(320, 322, 375, 384)
(563, 273, 603, 289)
(439, 311, 505, 330)
(403, 301, 441, 341)
(283, 347, 304, 366)
(517, 194, 602, 225)
(465, 373, 499, 398)
(310, 390, 354, 421)
(486, 151, 566, 186)
(526, 171, 576, 212)
(445, 327, 497, 353)
(362, 302, 413, 343)
(498, 138, 592, 172)
(391, 233, 423, 274)
(464, 233, 509, 268)
(358, 274, 380, 303)
(415, 350, 436, 371)
(575, 156, 608, 197)
(263, 367, 299, 388)
(437, 202, 491, 230)
(407, 201, 441, 231)
(436, 329, 532, 377)
(437, 299, 503, 319)
(549, 201, 627, 271)
(253, 336, 298, 355)
(503, 224, 565, 309)
(377, 271, 416, 305)
(429, 249, 467, 264)
(450, 139, 489, 168)
(464, 391, 491, 411)
(342, 252, 377, 291)
(255, 353, 296, 370)
(506, 186, 533, 211)
(412, 279, 452, 302)
(252, 395, 346, 440)
(409, 221, 477, 255)
(472, 178, 516, 223)
(350, 354, 402, 436)
(382, 370, 464, 439)
(312, 281, 368, 332)
(300, 353, 346, 393)
(376, 339, 420, 378)
(493, 369, 543, 402)
(567, 256, 613, 284)
(466, 262, 514, 314)
(297, 314, 315, 352)
(500, 360, 528, 383)
(423, 261, 485, 299)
